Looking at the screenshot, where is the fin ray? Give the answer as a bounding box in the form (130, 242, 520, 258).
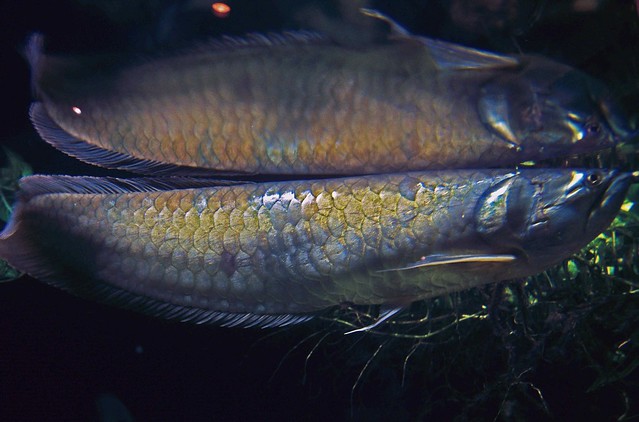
(17, 174, 249, 201)
(378, 254, 517, 272)
(0, 177, 310, 328)
(0, 239, 312, 328)
(360, 8, 519, 70)
(29, 102, 244, 176)
(344, 306, 404, 334)
(62, 274, 315, 328)
(419, 37, 519, 70)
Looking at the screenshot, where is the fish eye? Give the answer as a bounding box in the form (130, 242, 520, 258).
(585, 171, 604, 187)
(585, 122, 601, 135)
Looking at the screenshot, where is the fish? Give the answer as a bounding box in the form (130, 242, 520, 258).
(25, 10, 632, 176)
(0, 168, 634, 327)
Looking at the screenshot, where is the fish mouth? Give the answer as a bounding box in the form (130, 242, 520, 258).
(615, 128, 639, 151)
(599, 92, 638, 146)
(587, 171, 638, 231)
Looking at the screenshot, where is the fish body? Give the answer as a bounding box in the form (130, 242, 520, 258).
(0, 169, 632, 326)
(27, 21, 628, 176)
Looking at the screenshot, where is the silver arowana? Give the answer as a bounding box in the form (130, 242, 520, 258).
(0, 169, 634, 327)
(27, 11, 633, 176)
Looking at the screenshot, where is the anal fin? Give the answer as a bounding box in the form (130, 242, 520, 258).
(29, 102, 242, 176)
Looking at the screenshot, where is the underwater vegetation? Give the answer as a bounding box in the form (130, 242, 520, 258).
(0, 149, 30, 282)
(305, 184, 639, 419)
(0, 0, 638, 420)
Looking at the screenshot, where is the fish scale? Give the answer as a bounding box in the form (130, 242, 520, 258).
(0, 169, 633, 326)
(27, 15, 631, 176)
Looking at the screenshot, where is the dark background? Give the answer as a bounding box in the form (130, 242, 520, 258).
(1, 1, 638, 420)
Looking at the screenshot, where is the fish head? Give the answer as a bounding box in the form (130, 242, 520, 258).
(478, 56, 633, 159)
(475, 169, 635, 277)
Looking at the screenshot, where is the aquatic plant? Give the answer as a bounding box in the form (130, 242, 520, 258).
(0, 148, 30, 282)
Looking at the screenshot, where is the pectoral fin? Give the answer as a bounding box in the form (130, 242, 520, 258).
(378, 254, 517, 272)
(344, 306, 404, 335)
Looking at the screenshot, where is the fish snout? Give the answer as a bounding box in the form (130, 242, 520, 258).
(586, 171, 636, 232)
(614, 128, 639, 147)
(514, 170, 618, 244)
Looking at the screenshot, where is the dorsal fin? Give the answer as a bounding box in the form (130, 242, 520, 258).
(422, 37, 520, 70)
(17, 174, 249, 201)
(0, 175, 311, 329)
(361, 8, 520, 70)
(200, 30, 328, 51)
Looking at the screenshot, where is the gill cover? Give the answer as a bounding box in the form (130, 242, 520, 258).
(478, 58, 619, 156)
(476, 169, 630, 259)
(475, 173, 535, 250)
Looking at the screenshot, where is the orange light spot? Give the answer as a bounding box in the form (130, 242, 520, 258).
(211, 2, 231, 18)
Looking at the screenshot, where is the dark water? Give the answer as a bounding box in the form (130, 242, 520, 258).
(1, 1, 638, 420)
